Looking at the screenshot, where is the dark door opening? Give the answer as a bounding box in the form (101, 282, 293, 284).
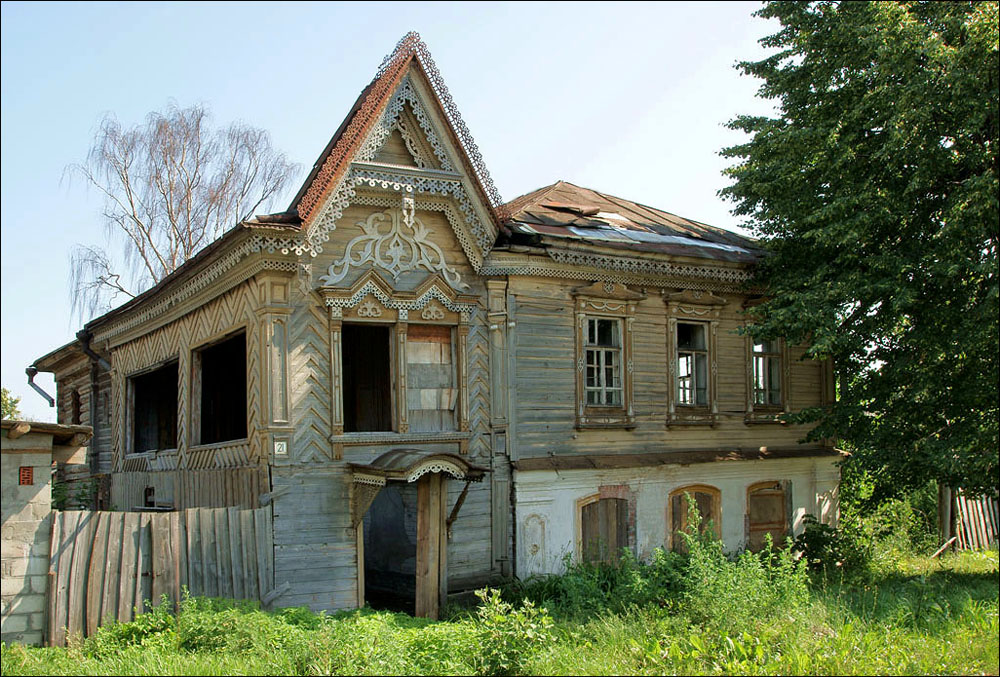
(363, 483, 417, 614)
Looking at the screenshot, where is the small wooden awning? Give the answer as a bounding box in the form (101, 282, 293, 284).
(349, 450, 487, 526)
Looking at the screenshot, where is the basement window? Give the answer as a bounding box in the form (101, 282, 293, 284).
(669, 484, 721, 552)
(747, 481, 788, 552)
(343, 324, 393, 432)
(195, 331, 247, 445)
(130, 361, 178, 453)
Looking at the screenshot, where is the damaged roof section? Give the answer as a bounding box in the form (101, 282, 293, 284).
(504, 181, 761, 264)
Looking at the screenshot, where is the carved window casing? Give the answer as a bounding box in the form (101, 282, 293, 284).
(572, 282, 643, 429)
(665, 290, 726, 426)
(322, 269, 478, 457)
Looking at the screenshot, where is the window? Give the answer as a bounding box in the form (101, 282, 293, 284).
(664, 290, 726, 425)
(579, 496, 629, 564)
(668, 484, 721, 551)
(407, 324, 456, 433)
(585, 318, 622, 407)
(676, 323, 708, 406)
(343, 324, 393, 432)
(130, 361, 178, 453)
(195, 332, 247, 445)
(752, 339, 782, 407)
(747, 482, 788, 552)
(71, 389, 82, 425)
(573, 281, 641, 429)
(19, 467, 33, 486)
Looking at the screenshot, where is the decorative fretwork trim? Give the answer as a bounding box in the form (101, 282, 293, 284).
(322, 278, 478, 317)
(548, 249, 751, 284)
(296, 32, 505, 225)
(407, 460, 466, 482)
(93, 233, 298, 344)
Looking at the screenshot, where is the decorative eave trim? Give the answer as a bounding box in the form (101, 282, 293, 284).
(295, 32, 505, 228)
(320, 269, 479, 318)
(482, 249, 752, 292)
(92, 234, 299, 346)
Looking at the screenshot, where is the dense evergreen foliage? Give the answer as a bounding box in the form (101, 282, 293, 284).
(722, 1, 999, 497)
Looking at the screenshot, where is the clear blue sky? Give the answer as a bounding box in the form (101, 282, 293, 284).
(1, 1, 777, 421)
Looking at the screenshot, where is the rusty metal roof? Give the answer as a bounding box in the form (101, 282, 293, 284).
(503, 181, 761, 264)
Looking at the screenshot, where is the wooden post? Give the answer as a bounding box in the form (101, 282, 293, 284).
(938, 485, 954, 545)
(415, 474, 442, 619)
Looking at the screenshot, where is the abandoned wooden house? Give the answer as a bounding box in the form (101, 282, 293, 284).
(30, 33, 841, 618)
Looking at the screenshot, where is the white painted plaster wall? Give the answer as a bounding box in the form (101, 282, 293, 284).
(514, 456, 840, 578)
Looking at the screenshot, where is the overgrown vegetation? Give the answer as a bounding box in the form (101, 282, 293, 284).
(4, 495, 997, 676)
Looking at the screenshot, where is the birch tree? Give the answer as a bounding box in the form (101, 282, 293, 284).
(70, 102, 297, 318)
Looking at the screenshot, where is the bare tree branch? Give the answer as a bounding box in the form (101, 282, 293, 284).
(68, 102, 298, 321)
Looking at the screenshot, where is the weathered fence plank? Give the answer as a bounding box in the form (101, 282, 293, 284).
(44, 506, 273, 645)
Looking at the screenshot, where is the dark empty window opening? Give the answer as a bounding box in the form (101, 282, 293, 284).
(131, 361, 178, 453)
(199, 332, 247, 445)
(144, 486, 156, 508)
(343, 324, 392, 432)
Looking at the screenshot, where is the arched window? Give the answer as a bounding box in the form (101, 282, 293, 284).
(668, 484, 721, 551)
(578, 494, 629, 564)
(747, 481, 788, 552)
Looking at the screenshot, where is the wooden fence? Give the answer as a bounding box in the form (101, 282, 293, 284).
(46, 506, 273, 646)
(956, 493, 998, 550)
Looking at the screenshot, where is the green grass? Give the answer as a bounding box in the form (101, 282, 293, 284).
(3, 549, 996, 676)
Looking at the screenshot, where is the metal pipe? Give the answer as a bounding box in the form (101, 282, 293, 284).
(25, 366, 55, 407)
(76, 330, 111, 371)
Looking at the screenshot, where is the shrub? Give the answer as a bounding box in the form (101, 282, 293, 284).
(83, 595, 177, 657)
(472, 587, 554, 676)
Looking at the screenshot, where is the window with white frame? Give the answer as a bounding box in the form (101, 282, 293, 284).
(572, 281, 642, 429)
(584, 318, 623, 407)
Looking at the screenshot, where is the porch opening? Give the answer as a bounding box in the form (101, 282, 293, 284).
(131, 361, 178, 453)
(363, 483, 418, 614)
(343, 324, 392, 432)
(198, 331, 247, 444)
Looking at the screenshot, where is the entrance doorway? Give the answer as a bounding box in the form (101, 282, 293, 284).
(351, 451, 487, 619)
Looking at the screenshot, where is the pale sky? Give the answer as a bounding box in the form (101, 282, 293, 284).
(0, 1, 778, 421)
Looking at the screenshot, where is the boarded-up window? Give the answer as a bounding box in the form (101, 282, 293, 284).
(580, 497, 628, 564)
(343, 324, 392, 432)
(407, 325, 455, 433)
(198, 332, 247, 445)
(669, 485, 721, 551)
(131, 361, 178, 453)
(747, 482, 787, 552)
(19, 467, 33, 485)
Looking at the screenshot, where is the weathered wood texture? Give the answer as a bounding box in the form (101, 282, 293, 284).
(46, 507, 273, 646)
(509, 277, 828, 458)
(110, 467, 266, 510)
(956, 493, 998, 550)
(109, 282, 264, 474)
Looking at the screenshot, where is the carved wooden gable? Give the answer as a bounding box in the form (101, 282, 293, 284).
(308, 64, 499, 287)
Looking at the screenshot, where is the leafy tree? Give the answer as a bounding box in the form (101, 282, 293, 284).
(70, 102, 298, 319)
(2, 387, 23, 419)
(722, 1, 998, 498)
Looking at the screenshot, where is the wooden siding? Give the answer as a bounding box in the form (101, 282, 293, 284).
(509, 276, 829, 458)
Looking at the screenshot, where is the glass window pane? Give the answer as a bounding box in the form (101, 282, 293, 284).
(768, 359, 782, 405)
(596, 319, 619, 346)
(678, 323, 706, 351)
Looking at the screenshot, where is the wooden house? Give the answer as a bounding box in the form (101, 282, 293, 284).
(31, 33, 840, 617)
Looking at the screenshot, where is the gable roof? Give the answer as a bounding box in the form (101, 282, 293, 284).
(289, 32, 506, 229)
(503, 180, 760, 264)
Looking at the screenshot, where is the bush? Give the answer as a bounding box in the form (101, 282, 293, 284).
(472, 587, 554, 676)
(83, 595, 177, 657)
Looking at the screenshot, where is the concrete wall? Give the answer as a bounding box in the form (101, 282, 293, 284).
(514, 456, 840, 578)
(1, 435, 53, 646)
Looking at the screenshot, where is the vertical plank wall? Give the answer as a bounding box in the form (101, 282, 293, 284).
(46, 506, 273, 646)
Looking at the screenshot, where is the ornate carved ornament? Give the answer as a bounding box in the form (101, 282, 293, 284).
(295, 32, 506, 227)
(321, 269, 478, 322)
(481, 250, 751, 293)
(664, 288, 729, 319)
(319, 202, 468, 290)
(572, 281, 645, 313)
